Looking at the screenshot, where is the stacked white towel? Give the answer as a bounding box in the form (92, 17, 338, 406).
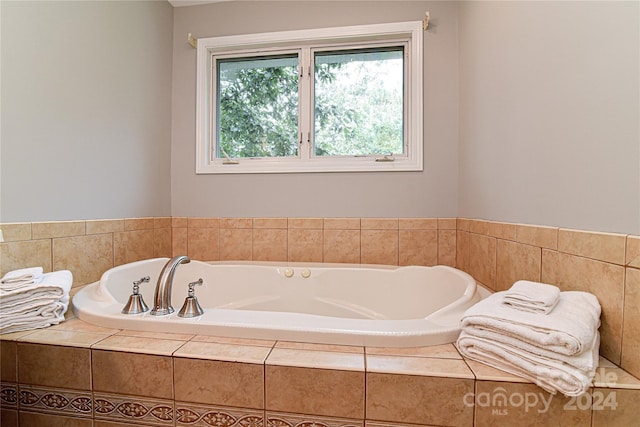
(456, 287, 601, 397)
(1, 267, 44, 293)
(502, 280, 560, 314)
(0, 269, 72, 334)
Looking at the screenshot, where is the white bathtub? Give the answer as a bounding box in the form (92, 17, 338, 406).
(72, 258, 483, 347)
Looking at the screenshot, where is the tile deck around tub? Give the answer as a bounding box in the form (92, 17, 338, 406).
(3, 316, 640, 427)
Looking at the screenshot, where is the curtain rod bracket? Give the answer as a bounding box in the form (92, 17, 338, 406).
(423, 11, 430, 31)
(188, 33, 198, 48)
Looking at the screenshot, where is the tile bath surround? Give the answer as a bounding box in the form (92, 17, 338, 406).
(1, 216, 639, 425)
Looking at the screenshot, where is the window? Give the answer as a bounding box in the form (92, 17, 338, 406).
(196, 21, 423, 174)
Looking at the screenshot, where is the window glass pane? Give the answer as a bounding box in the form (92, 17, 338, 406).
(314, 47, 404, 157)
(217, 54, 299, 158)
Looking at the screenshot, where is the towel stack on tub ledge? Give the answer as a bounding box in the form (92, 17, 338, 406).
(0, 267, 73, 334)
(456, 280, 601, 397)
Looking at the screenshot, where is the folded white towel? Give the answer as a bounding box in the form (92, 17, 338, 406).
(0, 270, 72, 313)
(461, 291, 601, 356)
(0, 267, 44, 293)
(0, 302, 67, 334)
(457, 330, 599, 396)
(502, 280, 561, 314)
(461, 323, 598, 372)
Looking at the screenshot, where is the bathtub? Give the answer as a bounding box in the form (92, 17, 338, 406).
(72, 258, 483, 347)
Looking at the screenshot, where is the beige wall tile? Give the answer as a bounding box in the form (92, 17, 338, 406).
(288, 217, 323, 229)
(154, 217, 172, 229)
(592, 388, 640, 427)
(496, 239, 542, 292)
(174, 341, 271, 364)
(541, 250, 625, 363)
(253, 218, 287, 228)
(113, 230, 154, 265)
(92, 350, 173, 399)
(85, 219, 124, 235)
(52, 233, 113, 286)
(366, 343, 461, 360)
(266, 365, 364, 419)
(187, 227, 219, 261)
(366, 356, 473, 379)
(361, 218, 399, 230)
(124, 217, 155, 231)
(457, 218, 471, 232)
(288, 228, 323, 262)
(626, 235, 640, 268)
(361, 230, 398, 266)
(253, 229, 287, 262)
(267, 348, 364, 371)
(438, 218, 457, 230)
(324, 218, 360, 230)
(456, 230, 469, 272)
(219, 228, 252, 261)
(172, 227, 188, 257)
(0, 240, 52, 276)
(469, 219, 490, 235)
(188, 217, 220, 229)
(267, 412, 362, 427)
(0, 409, 18, 427)
(18, 343, 91, 390)
(468, 233, 497, 289)
(18, 412, 92, 427)
(153, 227, 172, 258)
(32, 221, 85, 239)
(438, 230, 457, 267)
(398, 218, 437, 230)
(487, 221, 517, 241)
(621, 268, 640, 378)
(92, 335, 185, 356)
(516, 224, 558, 250)
(0, 223, 31, 241)
(1, 341, 17, 382)
(366, 373, 473, 426)
(174, 357, 264, 409)
(18, 330, 109, 348)
(219, 218, 251, 228)
(398, 230, 437, 266)
(324, 230, 360, 263)
(172, 217, 188, 228)
(558, 229, 627, 265)
(474, 381, 591, 426)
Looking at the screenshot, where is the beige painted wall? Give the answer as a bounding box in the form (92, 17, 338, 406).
(170, 1, 460, 218)
(0, 0, 174, 222)
(458, 1, 640, 234)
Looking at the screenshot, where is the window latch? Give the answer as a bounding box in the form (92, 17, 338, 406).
(375, 154, 395, 162)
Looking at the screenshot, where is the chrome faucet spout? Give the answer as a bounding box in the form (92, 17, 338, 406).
(150, 255, 190, 316)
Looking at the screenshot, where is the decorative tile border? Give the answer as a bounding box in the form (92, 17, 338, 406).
(266, 412, 363, 427)
(93, 392, 173, 426)
(18, 384, 91, 418)
(175, 402, 263, 427)
(0, 382, 18, 409)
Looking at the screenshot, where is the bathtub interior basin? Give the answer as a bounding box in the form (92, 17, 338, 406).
(72, 258, 483, 347)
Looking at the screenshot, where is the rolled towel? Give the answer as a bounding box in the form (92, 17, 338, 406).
(0, 302, 67, 334)
(1, 267, 44, 293)
(503, 280, 560, 314)
(461, 291, 601, 356)
(0, 270, 72, 315)
(457, 330, 599, 396)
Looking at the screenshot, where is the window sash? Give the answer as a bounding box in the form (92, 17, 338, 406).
(196, 21, 423, 174)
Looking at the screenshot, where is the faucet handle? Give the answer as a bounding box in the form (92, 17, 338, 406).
(187, 278, 203, 297)
(132, 276, 150, 295)
(122, 276, 150, 314)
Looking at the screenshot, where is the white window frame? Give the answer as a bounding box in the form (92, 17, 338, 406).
(195, 21, 423, 174)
